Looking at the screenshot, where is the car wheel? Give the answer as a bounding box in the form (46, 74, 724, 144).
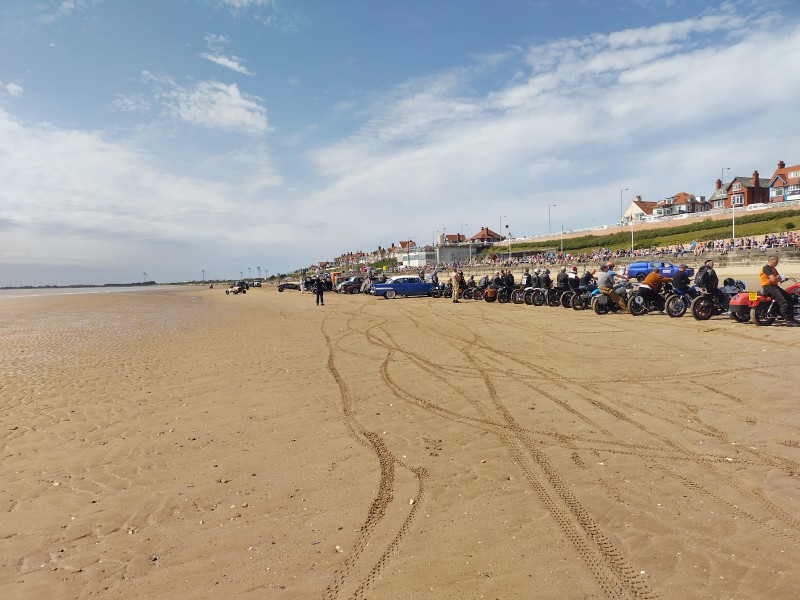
(636, 274, 646, 282)
(349, 287, 359, 294)
(385, 290, 396, 299)
(690, 296, 714, 320)
(753, 303, 775, 326)
(225, 290, 229, 295)
(278, 287, 284, 292)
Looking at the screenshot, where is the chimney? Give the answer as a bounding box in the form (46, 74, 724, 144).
(715, 179, 721, 190)
(753, 171, 759, 187)
(778, 161, 785, 169)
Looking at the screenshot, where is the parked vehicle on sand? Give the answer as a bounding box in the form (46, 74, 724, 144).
(625, 261, 694, 282)
(728, 278, 800, 326)
(370, 276, 435, 299)
(226, 281, 248, 295)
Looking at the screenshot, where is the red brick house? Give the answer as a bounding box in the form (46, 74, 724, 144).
(768, 160, 800, 203)
(722, 171, 770, 208)
(468, 227, 503, 244)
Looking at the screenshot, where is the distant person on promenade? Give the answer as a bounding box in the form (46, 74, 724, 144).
(760, 256, 799, 326)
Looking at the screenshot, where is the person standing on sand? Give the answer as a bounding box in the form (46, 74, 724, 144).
(452, 268, 461, 303)
(315, 274, 324, 306)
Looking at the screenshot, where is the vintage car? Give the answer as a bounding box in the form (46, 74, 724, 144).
(335, 276, 363, 294)
(277, 281, 301, 292)
(625, 261, 694, 282)
(370, 276, 435, 299)
(225, 281, 248, 295)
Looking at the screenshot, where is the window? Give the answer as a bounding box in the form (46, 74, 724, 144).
(731, 194, 744, 206)
(714, 200, 725, 208)
(771, 187, 784, 196)
(789, 185, 800, 193)
(789, 170, 800, 178)
(732, 183, 741, 191)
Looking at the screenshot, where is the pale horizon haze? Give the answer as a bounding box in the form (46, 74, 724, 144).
(1, 0, 799, 286)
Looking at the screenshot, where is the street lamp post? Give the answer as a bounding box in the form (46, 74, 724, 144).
(202, 269, 205, 283)
(548, 204, 556, 234)
(560, 225, 564, 253)
(630, 219, 635, 254)
(500, 215, 506, 260)
(721, 167, 732, 239)
(620, 188, 628, 224)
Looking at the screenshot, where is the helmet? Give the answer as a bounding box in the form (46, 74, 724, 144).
(534, 268, 540, 274)
(543, 269, 550, 275)
(723, 277, 735, 287)
(570, 266, 577, 273)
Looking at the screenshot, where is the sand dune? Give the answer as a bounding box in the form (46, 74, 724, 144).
(1, 284, 798, 599)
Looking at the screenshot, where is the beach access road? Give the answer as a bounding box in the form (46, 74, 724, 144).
(1, 285, 798, 599)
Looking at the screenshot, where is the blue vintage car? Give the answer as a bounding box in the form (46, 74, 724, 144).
(625, 261, 694, 282)
(370, 276, 435, 299)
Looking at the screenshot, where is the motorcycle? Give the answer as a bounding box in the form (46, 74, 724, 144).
(663, 286, 697, 318)
(592, 282, 632, 315)
(728, 278, 800, 326)
(689, 279, 745, 321)
(627, 282, 674, 316)
(570, 283, 598, 311)
(524, 287, 548, 306)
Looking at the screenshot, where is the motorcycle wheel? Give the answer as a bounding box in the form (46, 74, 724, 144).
(628, 295, 647, 316)
(547, 290, 561, 307)
(690, 296, 714, 320)
(463, 289, 473, 300)
(593, 298, 610, 315)
(570, 294, 585, 310)
(730, 311, 750, 323)
(511, 289, 525, 304)
(664, 294, 687, 318)
(523, 289, 535, 305)
(753, 303, 775, 326)
(560, 291, 574, 308)
(497, 289, 510, 303)
(473, 289, 484, 301)
(445, 289, 453, 298)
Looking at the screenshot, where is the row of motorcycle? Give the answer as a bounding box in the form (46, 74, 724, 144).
(443, 278, 747, 321)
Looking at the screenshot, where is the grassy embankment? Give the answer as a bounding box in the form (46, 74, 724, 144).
(488, 208, 800, 257)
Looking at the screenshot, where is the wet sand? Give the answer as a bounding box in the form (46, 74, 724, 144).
(1, 280, 799, 599)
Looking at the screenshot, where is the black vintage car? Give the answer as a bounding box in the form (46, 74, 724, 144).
(277, 281, 301, 292)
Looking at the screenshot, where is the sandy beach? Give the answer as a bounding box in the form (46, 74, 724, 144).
(1, 279, 799, 600)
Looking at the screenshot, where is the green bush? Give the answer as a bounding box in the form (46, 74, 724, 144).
(785, 221, 795, 230)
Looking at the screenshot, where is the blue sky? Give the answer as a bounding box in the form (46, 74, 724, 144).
(1, 0, 799, 285)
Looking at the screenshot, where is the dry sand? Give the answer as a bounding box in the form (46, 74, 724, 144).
(1, 279, 799, 600)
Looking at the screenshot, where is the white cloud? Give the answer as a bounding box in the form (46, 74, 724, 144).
(168, 81, 268, 132)
(200, 33, 255, 75)
(1, 82, 24, 98)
